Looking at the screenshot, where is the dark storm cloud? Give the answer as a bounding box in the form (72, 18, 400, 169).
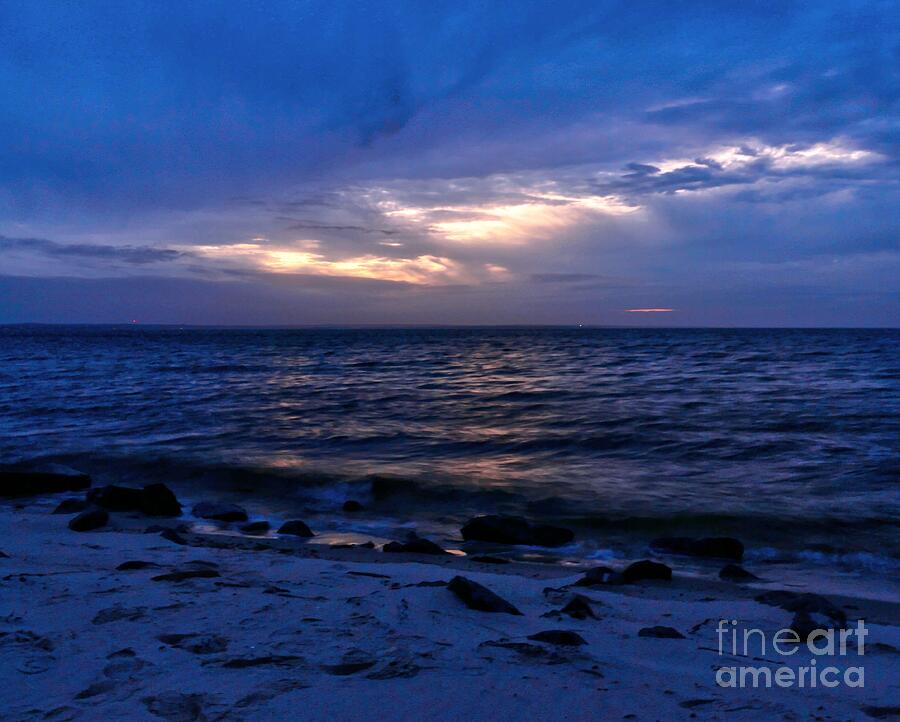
(0, 235, 185, 264)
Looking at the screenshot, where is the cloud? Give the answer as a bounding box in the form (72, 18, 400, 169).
(0, 235, 185, 264)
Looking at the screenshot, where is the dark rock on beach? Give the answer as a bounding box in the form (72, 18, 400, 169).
(192, 502, 248, 522)
(447, 575, 522, 615)
(719, 563, 758, 580)
(240, 520, 271, 534)
(574, 565, 620, 587)
(383, 532, 449, 555)
(52, 498, 89, 515)
(116, 560, 161, 571)
(650, 536, 744, 561)
(88, 485, 143, 511)
(622, 560, 672, 583)
(756, 590, 847, 627)
(638, 626, 685, 639)
(0, 468, 91, 497)
(139, 483, 182, 517)
(461, 515, 574, 547)
(559, 594, 599, 620)
(152, 568, 221, 582)
(528, 630, 587, 646)
(277, 519, 314, 537)
(342, 500, 363, 512)
(68, 508, 109, 532)
(159, 528, 188, 545)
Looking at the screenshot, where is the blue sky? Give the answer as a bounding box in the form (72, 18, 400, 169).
(1, 0, 897, 325)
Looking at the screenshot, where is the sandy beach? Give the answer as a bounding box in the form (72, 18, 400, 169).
(2, 482, 898, 722)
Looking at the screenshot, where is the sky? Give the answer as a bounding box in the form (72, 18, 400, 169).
(1, 0, 898, 326)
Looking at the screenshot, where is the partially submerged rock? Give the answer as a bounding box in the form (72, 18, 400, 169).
(277, 519, 314, 537)
(192, 502, 248, 522)
(559, 594, 599, 620)
(650, 536, 744, 561)
(68, 508, 109, 532)
(447, 575, 522, 615)
(159, 528, 187, 545)
(0, 468, 91, 497)
(461, 515, 574, 548)
(151, 568, 221, 582)
(342, 500, 363, 512)
(638, 626, 685, 639)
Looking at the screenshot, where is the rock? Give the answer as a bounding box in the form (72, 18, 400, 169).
(755, 591, 846, 627)
(560, 594, 599, 620)
(638, 625, 685, 639)
(622, 560, 672, 583)
(574, 565, 620, 586)
(88, 485, 143, 511)
(0, 468, 91, 497)
(240, 520, 271, 534)
(277, 519, 314, 537)
(192, 501, 248, 522)
(68, 508, 109, 531)
(52, 498, 89, 515)
(342, 500, 363, 512)
(158, 633, 229, 655)
(151, 568, 221, 582)
(382, 532, 448, 555)
(221, 655, 302, 668)
(461, 515, 574, 547)
(861, 706, 900, 720)
(719, 564, 757, 580)
(159, 528, 187, 545)
(650, 536, 744, 561)
(116, 560, 160, 571)
(140, 483, 182, 517)
(321, 660, 377, 675)
(447, 575, 522, 615)
(0, 550, 8, 558)
(528, 630, 587, 646)
(142, 692, 209, 722)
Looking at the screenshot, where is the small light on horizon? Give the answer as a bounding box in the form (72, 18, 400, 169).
(626, 308, 674, 313)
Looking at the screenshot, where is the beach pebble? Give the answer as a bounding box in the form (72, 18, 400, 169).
(0, 468, 91, 497)
(277, 519, 314, 537)
(527, 630, 587, 646)
(622, 560, 672, 583)
(650, 536, 744, 561)
(68, 508, 109, 532)
(139, 483, 182, 517)
(240, 520, 271, 534)
(638, 626, 685, 639)
(52, 498, 89, 515)
(719, 563, 757, 580)
(460, 514, 574, 547)
(447, 575, 522, 615)
(192, 501, 248, 522)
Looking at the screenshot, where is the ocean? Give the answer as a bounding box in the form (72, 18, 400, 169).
(2, 325, 898, 575)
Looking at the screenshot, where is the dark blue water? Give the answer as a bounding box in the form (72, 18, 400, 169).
(1, 326, 898, 569)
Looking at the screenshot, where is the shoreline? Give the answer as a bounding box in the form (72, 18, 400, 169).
(2, 486, 898, 721)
